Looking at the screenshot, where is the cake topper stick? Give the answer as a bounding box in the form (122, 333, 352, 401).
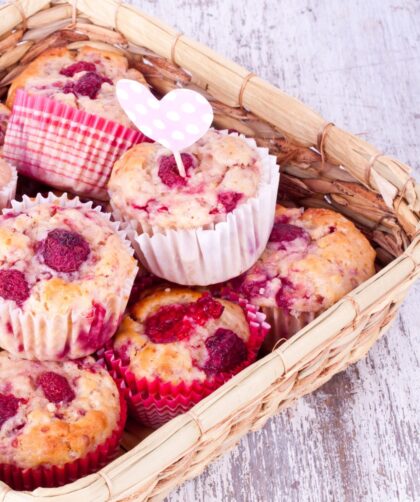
(173, 151, 186, 177)
(116, 80, 214, 178)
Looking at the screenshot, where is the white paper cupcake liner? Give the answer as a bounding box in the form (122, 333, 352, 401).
(0, 157, 17, 210)
(0, 192, 138, 360)
(111, 131, 280, 286)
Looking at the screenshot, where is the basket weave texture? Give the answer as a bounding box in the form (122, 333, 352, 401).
(0, 1, 418, 501)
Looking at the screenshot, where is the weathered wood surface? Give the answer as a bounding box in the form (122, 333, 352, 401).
(121, 1, 420, 501)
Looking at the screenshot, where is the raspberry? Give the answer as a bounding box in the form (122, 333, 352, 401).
(275, 277, 294, 311)
(145, 304, 193, 343)
(37, 372, 75, 404)
(203, 328, 248, 374)
(158, 153, 195, 188)
(63, 71, 113, 99)
(217, 192, 242, 213)
(41, 229, 90, 273)
(144, 294, 224, 343)
(240, 279, 267, 299)
(0, 394, 20, 429)
(0, 269, 29, 305)
(269, 223, 310, 248)
(59, 61, 97, 77)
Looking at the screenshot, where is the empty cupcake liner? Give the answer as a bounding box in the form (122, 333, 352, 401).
(0, 156, 17, 210)
(110, 131, 280, 286)
(260, 306, 316, 354)
(0, 390, 127, 491)
(0, 192, 138, 360)
(3, 90, 148, 201)
(103, 294, 270, 428)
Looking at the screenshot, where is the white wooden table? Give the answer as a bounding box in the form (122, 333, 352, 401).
(121, 1, 420, 501)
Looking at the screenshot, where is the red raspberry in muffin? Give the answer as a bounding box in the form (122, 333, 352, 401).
(109, 129, 264, 231)
(0, 352, 125, 489)
(6, 46, 147, 127)
(113, 288, 253, 384)
(231, 205, 376, 349)
(0, 196, 138, 360)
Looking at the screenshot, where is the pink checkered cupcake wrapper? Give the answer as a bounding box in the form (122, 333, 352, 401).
(103, 295, 270, 428)
(0, 391, 127, 491)
(3, 90, 149, 201)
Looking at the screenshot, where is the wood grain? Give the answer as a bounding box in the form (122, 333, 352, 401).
(119, 1, 420, 501)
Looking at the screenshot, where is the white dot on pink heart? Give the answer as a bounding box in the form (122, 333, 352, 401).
(127, 110, 137, 122)
(153, 119, 165, 130)
(165, 92, 176, 101)
(203, 113, 213, 123)
(129, 81, 142, 92)
(158, 138, 170, 148)
(172, 130, 185, 140)
(147, 98, 160, 109)
(135, 103, 147, 115)
(166, 111, 180, 121)
(186, 124, 199, 134)
(181, 103, 196, 113)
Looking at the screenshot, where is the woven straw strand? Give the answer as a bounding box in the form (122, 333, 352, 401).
(170, 32, 184, 66)
(317, 121, 335, 171)
(238, 72, 256, 108)
(10, 0, 27, 31)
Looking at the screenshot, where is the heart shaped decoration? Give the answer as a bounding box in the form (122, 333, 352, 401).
(116, 80, 214, 152)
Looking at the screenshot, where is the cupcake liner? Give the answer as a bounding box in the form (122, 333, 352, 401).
(111, 131, 280, 286)
(0, 390, 127, 491)
(0, 157, 17, 210)
(103, 294, 270, 428)
(260, 306, 315, 354)
(3, 90, 148, 201)
(0, 192, 138, 360)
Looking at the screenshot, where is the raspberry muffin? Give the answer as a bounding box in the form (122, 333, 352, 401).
(0, 352, 126, 490)
(0, 193, 137, 360)
(105, 287, 268, 427)
(7, 46, 146, 126)
(231, 205, 376, 351)
(4, 46, 148, 199)
(109, 129, 279, 285)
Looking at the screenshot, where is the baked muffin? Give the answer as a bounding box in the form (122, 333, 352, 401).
(4, 47, 148, 200)
(0, 352, 126, 490)
(0, 103, 10, 145)
(105, 287, 268, 427)
(7, 46, 146, 126)
(230, 205, 376, 351)
(0, 193, 137, 360)
(109, 129, 279, 285)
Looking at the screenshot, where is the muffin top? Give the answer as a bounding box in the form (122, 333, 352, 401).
(232, 205, 376, 314)
(108, 130, 264, 230)
(113, 288, 252, 384)
(0, 353, 121, 469)
(0, 199, 137, 317)
(0, 104, 10, 146)
(6, 46, 146, 126)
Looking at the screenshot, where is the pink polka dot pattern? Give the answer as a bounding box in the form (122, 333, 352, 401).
(116, 80, 214, 151)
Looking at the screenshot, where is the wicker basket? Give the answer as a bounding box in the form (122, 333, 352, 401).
(0, 1, 418, 500)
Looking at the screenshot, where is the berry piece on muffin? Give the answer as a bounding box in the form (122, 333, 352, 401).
(7, 46, 147, 127)
(0, 195, 137, 360)
(0, 352, 126, 490)
(231, 205, 376, 350)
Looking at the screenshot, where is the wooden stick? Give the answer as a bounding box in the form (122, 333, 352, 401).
(174, 150, 186, 177)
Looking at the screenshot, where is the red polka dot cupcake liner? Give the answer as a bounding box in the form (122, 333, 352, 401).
(3, 90, 149, 201)
(0, 192, 138, 361)
(0, 390, 127, 491)
(102, 295, 270, 428)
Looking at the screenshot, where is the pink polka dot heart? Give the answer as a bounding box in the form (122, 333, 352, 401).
(116, 79, 214, 151)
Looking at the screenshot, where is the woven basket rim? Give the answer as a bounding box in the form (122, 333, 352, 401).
(0, 1, 418, 500)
